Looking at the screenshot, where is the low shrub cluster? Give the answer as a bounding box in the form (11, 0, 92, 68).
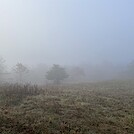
(0, 84, 41, 106)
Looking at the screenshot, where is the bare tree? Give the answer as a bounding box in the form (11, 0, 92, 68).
(0, 57, 6, 83)
(14, 63, 29, 83)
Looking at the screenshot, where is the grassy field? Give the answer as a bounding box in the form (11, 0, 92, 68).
(0, 80, 134, 134)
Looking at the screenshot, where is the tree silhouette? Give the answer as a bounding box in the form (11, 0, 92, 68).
(0, 57, 6, 83)
(46, 64, 68, 84)
(14, 63, 29, 83)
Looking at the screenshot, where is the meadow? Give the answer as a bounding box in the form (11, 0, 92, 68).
(0, 80, 134, 134)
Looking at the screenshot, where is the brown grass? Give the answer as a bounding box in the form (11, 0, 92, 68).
(0, 80, 134, 134)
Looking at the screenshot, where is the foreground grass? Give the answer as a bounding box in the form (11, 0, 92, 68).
(0, 81, 134, 134)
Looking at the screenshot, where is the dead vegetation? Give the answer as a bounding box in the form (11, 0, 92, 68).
(0, 80, 134, 134)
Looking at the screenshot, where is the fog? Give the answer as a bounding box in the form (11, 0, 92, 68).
(0, 0, 134, 84)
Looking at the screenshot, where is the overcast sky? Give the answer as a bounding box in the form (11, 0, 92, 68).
(0, 0, 134, 67)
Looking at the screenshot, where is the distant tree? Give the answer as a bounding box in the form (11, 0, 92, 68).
(72, 67, 85, 77)
(0, 57, 6, 82)
(123, 61, 134, 79)
(46, 64, 68, 84)
(14, 63, 29, 83)
(69, 66, 85, 82)
(0, 57, 5, 73)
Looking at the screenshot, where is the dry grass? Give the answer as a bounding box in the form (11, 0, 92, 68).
(0, 80, 134, 134)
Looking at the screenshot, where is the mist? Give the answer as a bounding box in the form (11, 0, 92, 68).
(1, 1, 134, 133)
(0, 0, 134, 84)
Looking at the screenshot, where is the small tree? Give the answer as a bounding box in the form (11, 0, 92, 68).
(0, 57, 5, 73)
(46, 64, 68, 84)
(14, 63, 29, 83)
(0, 57, 6, 83)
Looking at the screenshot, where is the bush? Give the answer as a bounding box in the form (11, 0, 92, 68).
(0, 83, 41, 106)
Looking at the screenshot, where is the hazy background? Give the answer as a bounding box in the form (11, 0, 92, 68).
(0, 0, 134, 84)
(0, 0, 134, 66)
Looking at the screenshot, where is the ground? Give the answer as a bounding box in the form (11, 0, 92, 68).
(0, 80, 134, 134)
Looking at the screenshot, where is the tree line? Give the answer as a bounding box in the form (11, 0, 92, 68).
(1, 57, 134, 84)
(0, 58, 69, 84)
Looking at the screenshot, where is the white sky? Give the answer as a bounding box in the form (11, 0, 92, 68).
(0, 0, 134, 67)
